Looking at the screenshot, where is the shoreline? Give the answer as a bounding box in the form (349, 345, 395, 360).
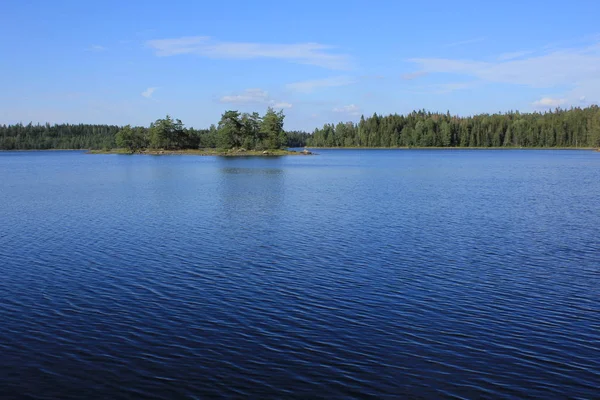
(304, 146, 598, 150)
(1, 147, 597, 153)
(87, 148, 314, 156)
(0, 149, 84, 152)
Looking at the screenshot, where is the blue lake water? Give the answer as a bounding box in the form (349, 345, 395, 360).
(1, 149, 599, 399)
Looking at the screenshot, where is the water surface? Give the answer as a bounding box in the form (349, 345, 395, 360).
(1, 150, 599, 399)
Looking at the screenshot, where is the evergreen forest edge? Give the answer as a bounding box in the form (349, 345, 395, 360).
(1, 106, 600, 151)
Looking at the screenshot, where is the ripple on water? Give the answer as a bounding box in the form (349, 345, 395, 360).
(0, 150, 599, 399)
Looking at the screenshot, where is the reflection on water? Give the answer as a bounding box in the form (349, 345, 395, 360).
(219, 167, 285, 175)
(217, 158, 286, 220)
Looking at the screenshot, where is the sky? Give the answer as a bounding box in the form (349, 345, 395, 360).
(1, 0, 599, 131)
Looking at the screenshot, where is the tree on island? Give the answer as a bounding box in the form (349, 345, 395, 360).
(112, 109, 290, 153)
(115, 125, 148, 153)
(149, 115, 185, 150)
(216, 107, 287, 150)
(216, 110, 243, 149)
(261, 107, 286, 149)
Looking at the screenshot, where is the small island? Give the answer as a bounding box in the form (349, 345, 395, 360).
(89, 108, 313, 156)
(89, 148, 312, 156)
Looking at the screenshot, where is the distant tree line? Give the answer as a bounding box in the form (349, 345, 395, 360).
(308, 106, 600, 148)
(2, 106, 600, 151)
(0, 123, 121, 150)
(0, 108, 304, 152)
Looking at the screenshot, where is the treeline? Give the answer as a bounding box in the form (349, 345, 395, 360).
(0, 123, 121, 150)
(3, 106, 600, 151)
(0, 108, 311, 151)
(308, 106, 600, 148)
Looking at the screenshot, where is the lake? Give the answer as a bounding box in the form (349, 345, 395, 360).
(1, 149, 599, 399)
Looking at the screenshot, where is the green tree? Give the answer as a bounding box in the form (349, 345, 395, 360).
(440, 121, 452, 147)
(116, 125, 147, 152)
(587, 106, 600, 147)
(149, 115, 185, 149)
(240, 112, 262, 149)
(217, 110, 242, 149)
(261, 107, 286, 149)
(199, 124, 218, 148)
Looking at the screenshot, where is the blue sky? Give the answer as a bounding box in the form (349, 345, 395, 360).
(1, 0, 599, 131)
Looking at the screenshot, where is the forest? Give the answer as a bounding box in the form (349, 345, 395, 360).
(0, 108, 310, 152)
(1, 106, 599, 151)
(308, 106, 600, 148)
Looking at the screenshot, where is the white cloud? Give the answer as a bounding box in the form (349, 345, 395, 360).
(286, 76, 356, 93)
(220, 88, 269, 104)
(141, 87, 157, 98)
(272, 102, 292, 109)
(409, 42, 600, 88)
(408, 39, 600, 107)
(532, 97, 566, 108)
(146, 36, 352, 70)
(219, 88, 292, 109)
(333, 104, 361, 116)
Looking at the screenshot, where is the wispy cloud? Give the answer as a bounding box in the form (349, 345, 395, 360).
(408, 39, 600, 106)
(272, 102, 292, 109)
(286, 76, 356, 93)
(410, 43, 600, 87)
(333, 104, 361, 116)
(431, 82, 476, 94)
(219, 88, 292, 109)
(220, 88, 269, 104)
(532, 97, 566, 108)
(141, 87, 157, 99)
(146, 36, 352, 70)
(396, 82, 476, 96)
(359, 74, 385, 80)
(87, 45, 107, 52)
(446, 37, 486, 47)
(497, 50, 533, 61)
(401, 71, 428, 80)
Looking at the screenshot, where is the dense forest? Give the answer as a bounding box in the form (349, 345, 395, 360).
(1, 106, 600, 151)
(0, 123, 122, 150)
(0, 108, 304, 152)
(308, 106, 600, 148)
